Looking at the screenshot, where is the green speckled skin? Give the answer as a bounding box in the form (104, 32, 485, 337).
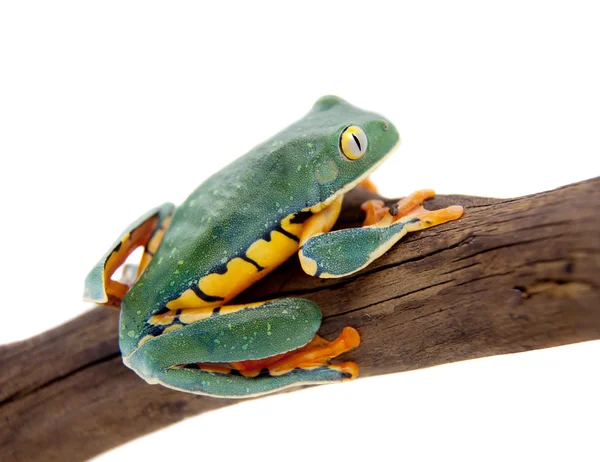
(301, 218, 420, 277)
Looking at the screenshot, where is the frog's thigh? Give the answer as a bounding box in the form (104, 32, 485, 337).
(126, 299, 319, 381)
(84, 203, 175, 306)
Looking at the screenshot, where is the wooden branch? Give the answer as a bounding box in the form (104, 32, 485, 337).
(2, 178, 599, 462)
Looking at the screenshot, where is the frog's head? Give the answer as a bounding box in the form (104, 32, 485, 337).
(297, 95, 400, 203)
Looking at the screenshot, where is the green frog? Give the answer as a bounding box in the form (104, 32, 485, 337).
(84, 96, 463, 397)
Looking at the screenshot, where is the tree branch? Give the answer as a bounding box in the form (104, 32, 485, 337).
(2, 178, 599, 461)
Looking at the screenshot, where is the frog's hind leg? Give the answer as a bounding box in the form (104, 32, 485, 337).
(83, 203, 175, 307)
(299, 189, 463, 278)
(125, 298, 360, 398)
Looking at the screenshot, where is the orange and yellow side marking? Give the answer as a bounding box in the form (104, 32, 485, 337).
(150, 301, 267, 330)
(219, 301, 265, 315)
(165, 213, 303, 311)
(280, 214, 304, 239)
(177, 301, 264, 325)
(138, 334, 155, 346)
(246, 229, 299, 269)
(148, 309, 178, 326)
(177, 306, 215, 324)
(198, 258, 261, 301)
(166, 287, 212, 310)
(163, 324, 184, 333)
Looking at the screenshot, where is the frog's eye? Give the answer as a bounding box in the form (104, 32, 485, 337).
(340, 125, 368, 160)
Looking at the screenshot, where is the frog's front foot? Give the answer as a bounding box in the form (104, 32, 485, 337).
(299, 189, 463, 278)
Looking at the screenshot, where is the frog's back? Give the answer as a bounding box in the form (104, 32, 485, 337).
(123, 119, 325, 322)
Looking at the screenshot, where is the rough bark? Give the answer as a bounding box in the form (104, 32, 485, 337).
(1, 178, 599, 462)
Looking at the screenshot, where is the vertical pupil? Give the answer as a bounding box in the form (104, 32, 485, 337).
(351, 133, 362, 152)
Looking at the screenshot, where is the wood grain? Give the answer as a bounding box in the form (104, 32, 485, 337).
(1, 178, 599, 461)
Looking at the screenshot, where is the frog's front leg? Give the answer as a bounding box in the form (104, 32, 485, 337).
(124, 298, 359, 397)
(299, 190, 463, 278)
(83, 203, 175, 306)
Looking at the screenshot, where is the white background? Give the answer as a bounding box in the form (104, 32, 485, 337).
(1, 1, 599, 461)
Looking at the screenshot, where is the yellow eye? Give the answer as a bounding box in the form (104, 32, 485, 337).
(340, 125, 368, 160)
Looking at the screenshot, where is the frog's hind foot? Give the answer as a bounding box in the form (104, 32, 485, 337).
(231, 326, 360, 380)
(83, 203, 175, 307)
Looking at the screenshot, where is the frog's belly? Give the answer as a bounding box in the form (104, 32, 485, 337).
(165, 228, 300, 310)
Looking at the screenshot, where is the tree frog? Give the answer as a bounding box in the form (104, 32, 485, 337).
(84, 96, 463, 398)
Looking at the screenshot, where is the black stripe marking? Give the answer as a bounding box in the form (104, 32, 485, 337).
(191, 284, 225, 302)
(274, 226, 300, 243)
(290, 210, 313, 224)
(240, 254, 264, 271)
(210, 264, 229, 275)
(145, 324, 165, 337)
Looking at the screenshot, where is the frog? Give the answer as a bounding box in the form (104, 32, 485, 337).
(83, 95, 463, 398)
